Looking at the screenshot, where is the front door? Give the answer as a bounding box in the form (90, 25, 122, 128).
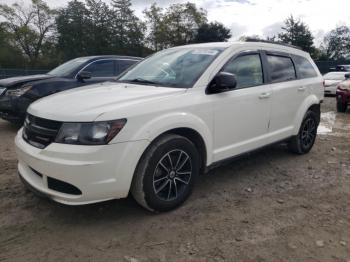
(82, 59, 116, 85)
(211, 52, 272, 162)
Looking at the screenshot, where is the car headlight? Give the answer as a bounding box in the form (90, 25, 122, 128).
(55, 119, 127, 145)
(6, 85, 32, 97)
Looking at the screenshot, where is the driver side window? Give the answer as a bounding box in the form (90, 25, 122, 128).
(84, 60, 115, 77)
(222, 54, 264, 89)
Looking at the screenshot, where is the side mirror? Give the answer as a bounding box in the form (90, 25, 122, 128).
(207, 72, 237, 94)
(345, 73, 350, 79)
(77, 71, 92, 81)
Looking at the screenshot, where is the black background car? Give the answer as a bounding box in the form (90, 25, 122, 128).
(336, 65, 350, 72)
(0, 55, 141, 124)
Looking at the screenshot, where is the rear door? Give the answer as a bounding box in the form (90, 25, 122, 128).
(264, 52, 308, 139)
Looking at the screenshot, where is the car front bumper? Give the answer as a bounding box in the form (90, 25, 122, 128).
(15, 128, 149, 205)
(324, 85, 337, 95)
(0, 94, 32, 122)
(336, 89, 350, 104)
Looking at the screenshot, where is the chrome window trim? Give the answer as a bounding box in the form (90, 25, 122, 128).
(74, 58, 140, 79)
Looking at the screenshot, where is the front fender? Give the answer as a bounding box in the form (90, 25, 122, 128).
(130, 112, 213, 165)
(292, 95, 320, 135)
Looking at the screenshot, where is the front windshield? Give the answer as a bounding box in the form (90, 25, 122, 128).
(118, 47, 225, 88)
(324, 73, 346, 80)
(48, 58, 90, 77)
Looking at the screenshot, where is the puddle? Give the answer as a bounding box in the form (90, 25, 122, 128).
(318, 111, 336, 135)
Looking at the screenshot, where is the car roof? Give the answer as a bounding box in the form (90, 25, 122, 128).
(171, 41, 310, 57)
(80, 55, 142, 61)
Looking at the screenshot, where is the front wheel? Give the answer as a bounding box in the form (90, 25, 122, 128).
(131, 134, 200, 212)
(288, 110, 319, 154)
(337, 101, 347, 112)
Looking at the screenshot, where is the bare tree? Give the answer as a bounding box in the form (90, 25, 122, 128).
(0, 0, 56, 66)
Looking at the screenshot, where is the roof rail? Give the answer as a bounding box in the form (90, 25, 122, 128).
(244, 38, 303, 50)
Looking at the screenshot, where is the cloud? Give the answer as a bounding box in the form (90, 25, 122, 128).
(223, 0, 252, 3)
(313, 29, 326, 47)
(131, 0, 185, 8)
(262, 22, 284, 38)
(229, 22, 248, 39)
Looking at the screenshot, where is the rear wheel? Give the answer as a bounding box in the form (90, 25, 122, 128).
(131, 134, 200, 212)
(288, 110, 318, 154)
(336, 101, 347, 112)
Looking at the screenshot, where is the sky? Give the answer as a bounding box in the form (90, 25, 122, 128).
(2, 0, 350, 46)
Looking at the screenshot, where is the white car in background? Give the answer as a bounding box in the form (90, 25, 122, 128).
(323, 72, 349, 95)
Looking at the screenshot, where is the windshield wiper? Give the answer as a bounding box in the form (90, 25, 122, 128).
(127, 78, 160, 85)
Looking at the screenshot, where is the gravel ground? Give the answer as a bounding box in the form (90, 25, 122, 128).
(0, 97, 349, 262)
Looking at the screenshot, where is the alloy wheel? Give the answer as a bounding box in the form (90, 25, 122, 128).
(153, 149, 192, 201)
(301, 117, 316, 148)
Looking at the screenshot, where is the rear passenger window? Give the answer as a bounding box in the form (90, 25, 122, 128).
(267, 55, 296, 83)
(294, 56, 318, 78)
(222, 54, 263, 88)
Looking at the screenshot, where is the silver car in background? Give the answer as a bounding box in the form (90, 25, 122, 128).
(323, 72, 349, 95)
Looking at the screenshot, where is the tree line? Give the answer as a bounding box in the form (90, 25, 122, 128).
(0, 0, 349, 70)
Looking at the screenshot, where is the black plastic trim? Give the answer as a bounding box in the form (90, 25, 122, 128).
(47, 177, 82, 195)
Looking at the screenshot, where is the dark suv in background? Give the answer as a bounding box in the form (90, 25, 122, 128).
(0, 55, 141, 124)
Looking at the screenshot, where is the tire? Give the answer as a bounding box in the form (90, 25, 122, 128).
(336, 101, 347, 113)
(288, 110, 319, 154)
(131, 134, 200, 212)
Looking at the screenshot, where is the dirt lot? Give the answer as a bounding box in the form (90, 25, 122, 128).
(0, 97, 349, 262)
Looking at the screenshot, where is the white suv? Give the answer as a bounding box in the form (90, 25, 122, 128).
(15, 41, 324, 212)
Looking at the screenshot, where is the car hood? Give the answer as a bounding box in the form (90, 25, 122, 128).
(0, 74, 54, 88)
(28, 82, 187, 122)
(324, 79, 341, 86)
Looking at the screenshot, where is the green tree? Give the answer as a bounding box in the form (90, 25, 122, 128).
(0, 0, 56, 66)
(278, 16, 315, 54)
(56, 0, 91, 60)
(0, 24, 25, 68)
(111, 0, 145, 56)
(311, 47, 330, 61)
(143, 3, 167, 51)
(85, 0, 113, 55)
(323, 26, 350, 60)
(195, 22, 231, 43)
(163, 2, 207, 47)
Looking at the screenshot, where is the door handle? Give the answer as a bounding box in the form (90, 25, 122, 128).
(259, 92, 271, 99)
(298, 86, 307, 91)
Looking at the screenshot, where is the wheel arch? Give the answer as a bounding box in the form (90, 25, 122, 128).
(292, 95, 321, 134)
(129, 112, 213, 166)
(161, 127, 207, 174)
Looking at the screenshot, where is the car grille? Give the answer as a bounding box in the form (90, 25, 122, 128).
(23, 114, 62, 149)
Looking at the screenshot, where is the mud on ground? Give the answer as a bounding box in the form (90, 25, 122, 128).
(0, 97, 349, 262)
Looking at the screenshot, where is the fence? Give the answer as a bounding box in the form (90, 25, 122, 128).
(315, 60, 350, 74)
(0, 60, 350, 79)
